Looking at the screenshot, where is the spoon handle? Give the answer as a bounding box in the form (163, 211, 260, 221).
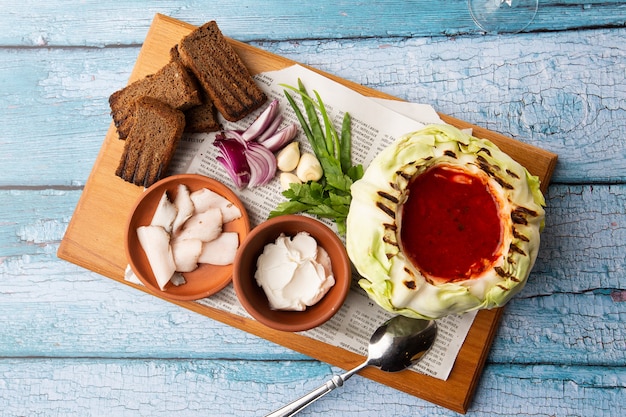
(265, 362, 369, 417)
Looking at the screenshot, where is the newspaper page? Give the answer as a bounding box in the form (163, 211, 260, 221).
(137, 64, 477, 381)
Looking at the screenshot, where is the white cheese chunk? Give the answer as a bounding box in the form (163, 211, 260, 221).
(136, 225, 176, 290)
(173, 207, 223, 242)
(150, 191, 178, 233)
(190, 187, 243, 223)
(255, 232, 335, 311)
(198, 232, 240, 266)
(172, 184, 195, 234)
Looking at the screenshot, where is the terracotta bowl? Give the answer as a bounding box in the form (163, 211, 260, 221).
(233, 214, 351, 332)
(125, 174, 250, 301)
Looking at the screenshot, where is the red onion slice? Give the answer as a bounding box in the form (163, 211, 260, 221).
(213, 100, 298, 189)
(246, 142, 278, 187)
(260, 124, 299, 152)
(255, 114, 284, 143)
(242, 99, 280, 141)
(214, 136, 251, 189)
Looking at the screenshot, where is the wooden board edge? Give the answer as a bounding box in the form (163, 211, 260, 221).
(459, 307, 504, 412)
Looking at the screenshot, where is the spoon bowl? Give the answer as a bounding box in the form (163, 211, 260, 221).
(266, 315, 437, 416)
(366, 315, 438, 372)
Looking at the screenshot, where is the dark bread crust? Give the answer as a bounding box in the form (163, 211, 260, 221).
(109, 60, 201, 139)
(170, 44, 220, 133)
(178, 21, 267, 122)
(183, 98, 220, 133)
(115, 97, 186, 187)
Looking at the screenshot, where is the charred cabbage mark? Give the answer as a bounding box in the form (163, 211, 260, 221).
(478, 147, 492, 157)
(382, 222, 399, 253)
(377, 191, 399, 204)
(493, 176, 514, 190)
(509, 243, 527, 256)
(515, 206, 539, 217)
(493, 266, 521, 282)
(476, 155, 499, 170)
(402, 268, 417, 290)
(511, 206, 538, 225)
(444, 150, 457, 158)
(495, 267, 521, 283)
(507, 253, 517, 265)
(376, 202, 396, 219)
(494, 266, 509, 278)
(513, 228, 530, 242)
(475, 155, 514, 190)
(383, 222, 397, 232)
(382, 234, 399, 248)
(506, 169, 520, 179)
(511, 211, 528, 225)
(395, 170, 412, 181)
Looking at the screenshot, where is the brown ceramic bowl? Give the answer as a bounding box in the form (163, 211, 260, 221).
(233, 214, 351, 332)
(125, 174, 250, 301)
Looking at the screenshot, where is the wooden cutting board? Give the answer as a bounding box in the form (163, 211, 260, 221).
(57, 14, 558, 414)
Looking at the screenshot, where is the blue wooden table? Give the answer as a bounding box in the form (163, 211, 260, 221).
(1, 1, 625, 416)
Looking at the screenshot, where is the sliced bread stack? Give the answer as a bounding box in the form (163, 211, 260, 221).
(115, 97, 186, 187)
(109, 60, 201, 139)
(169, 44, 221, 133)
(109, 20, 267, 187)
(177, 21, 267, 122)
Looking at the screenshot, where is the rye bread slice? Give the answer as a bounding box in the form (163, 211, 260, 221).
(177, 21, 267, 122)
(115, 97, 186, 187)
(109, 60, 201, 139)
(183, 98, 220, 133)
(170, 44, 220, 133)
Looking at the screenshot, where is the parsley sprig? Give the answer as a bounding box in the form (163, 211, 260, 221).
(269, 79, 363, 235)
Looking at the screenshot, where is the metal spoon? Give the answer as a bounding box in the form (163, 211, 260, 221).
(265, 315, 438, 417)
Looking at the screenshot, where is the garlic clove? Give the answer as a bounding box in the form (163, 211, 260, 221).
(279, 172, 302, 190)
(296, 153, 323, 182)
(276, 141, 300, 172)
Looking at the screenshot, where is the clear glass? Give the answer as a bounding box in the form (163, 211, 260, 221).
(468, 0, 539, 34)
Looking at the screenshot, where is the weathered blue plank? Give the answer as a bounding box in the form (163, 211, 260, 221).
(492, 292, 626, 365)
(0, 359, 623, 416)
(1, 28, 624, 186)
(0, 189, 79, 257)
(0, 47, 124, 187)
(2, 0, 625, 46)
(532, 184, 626, 294)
